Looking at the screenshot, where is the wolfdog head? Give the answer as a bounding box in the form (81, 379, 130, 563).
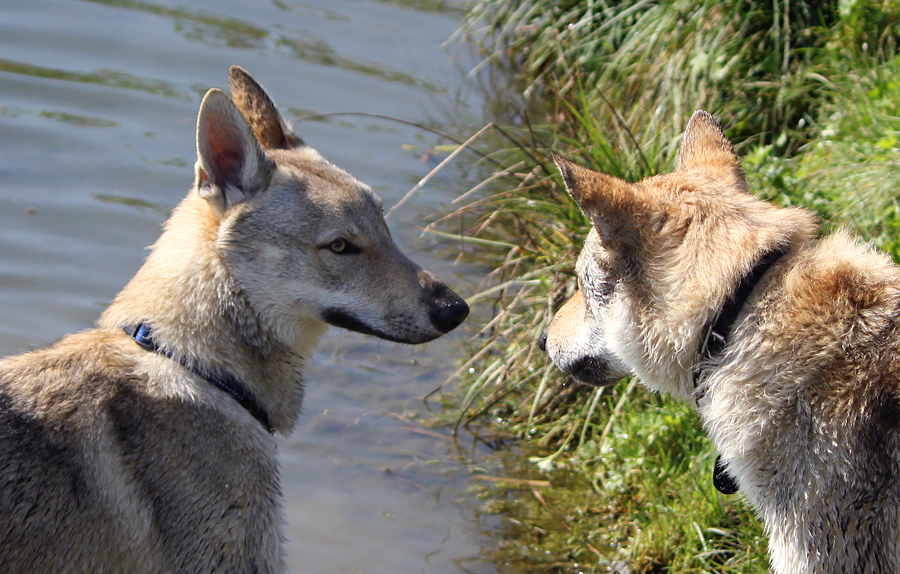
(198, 67, 469, 346)
(103, 67, 469, 364)
(540, 111, 813, 400)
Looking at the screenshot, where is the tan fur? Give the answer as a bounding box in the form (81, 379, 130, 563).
(0, 66, 468, 573)
(542, 110, 900, 573)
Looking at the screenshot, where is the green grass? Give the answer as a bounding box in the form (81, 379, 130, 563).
(438, 1, 900, 572)
(465, 0, 852, 155)
(748, 49, 900, 260)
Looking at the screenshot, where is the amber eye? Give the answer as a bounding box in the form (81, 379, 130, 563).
(320, 237, 361, 255)
(329, 238, 347, 253)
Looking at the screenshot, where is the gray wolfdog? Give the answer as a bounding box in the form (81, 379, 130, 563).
(0, 66, 468, 573)
(541, 110, 900, 573)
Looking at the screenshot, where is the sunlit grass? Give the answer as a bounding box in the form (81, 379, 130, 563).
(748, 50, 900, 260)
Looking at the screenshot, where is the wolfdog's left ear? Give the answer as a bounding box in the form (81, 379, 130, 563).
(552, 153, 650, 256)
(228, 66, 303, 150)
(195, 88, 273, 215)
(676, 110, 748, 192)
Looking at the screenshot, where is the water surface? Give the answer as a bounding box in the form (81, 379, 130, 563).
(0, 1, 498, 571)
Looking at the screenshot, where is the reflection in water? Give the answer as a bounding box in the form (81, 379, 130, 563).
(275, 37, 444, 91)
(40, 111, 117, 128)
(78, 0, 445, 90)
(0, 58, 190, 99)
(90, 194, 170, 216)
(82, 0, 269, 47)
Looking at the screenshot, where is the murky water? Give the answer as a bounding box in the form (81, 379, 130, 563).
(0, 1, 499, 572)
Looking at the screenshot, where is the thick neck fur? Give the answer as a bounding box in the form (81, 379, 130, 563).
(697, 230, 900, 573)
(99, 191, 327, 434)
(624, 200, 819, 401)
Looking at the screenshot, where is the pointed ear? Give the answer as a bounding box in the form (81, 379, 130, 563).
(195, 88, 272, 215)
(552, 153, 648, 260)
(676, 110, 747, 191)
(228, 65, 303, 150)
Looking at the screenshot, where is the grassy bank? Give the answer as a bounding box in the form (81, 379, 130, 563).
(440, 1, 900, 572)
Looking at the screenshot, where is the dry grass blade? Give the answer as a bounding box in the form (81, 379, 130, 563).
(386, 122, 494, 219)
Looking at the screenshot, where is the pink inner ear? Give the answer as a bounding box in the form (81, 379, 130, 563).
(205, 122, 245, 185)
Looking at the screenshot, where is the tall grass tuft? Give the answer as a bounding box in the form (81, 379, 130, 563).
(748, 48, 900, 260)
(463, 0, 899, 155)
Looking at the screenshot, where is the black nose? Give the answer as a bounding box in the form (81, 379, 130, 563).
(538, 330, 548, 352)
(429, 290, 469, 333)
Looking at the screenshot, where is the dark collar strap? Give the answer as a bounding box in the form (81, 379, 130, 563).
(124, 323, 274, 434)
(695, 247, 787, 382)
(694, 246, 788, 495)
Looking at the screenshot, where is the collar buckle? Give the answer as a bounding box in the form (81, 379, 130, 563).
(128, 324, 157, 352)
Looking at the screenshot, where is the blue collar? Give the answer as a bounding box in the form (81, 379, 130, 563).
(124, 323, 274, 434)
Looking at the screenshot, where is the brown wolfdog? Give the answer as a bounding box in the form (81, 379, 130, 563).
(542, 110, 900, 573)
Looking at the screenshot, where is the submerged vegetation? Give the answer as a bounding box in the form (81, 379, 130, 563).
(437, 1, 900, 572)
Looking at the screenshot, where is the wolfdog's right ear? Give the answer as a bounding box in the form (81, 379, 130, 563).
(552, 153, 653, 261)
(195, 88, 273, 215)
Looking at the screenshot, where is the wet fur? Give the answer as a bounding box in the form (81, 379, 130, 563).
(0, 66, 467, 573)
(543, 110, 900, 573)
